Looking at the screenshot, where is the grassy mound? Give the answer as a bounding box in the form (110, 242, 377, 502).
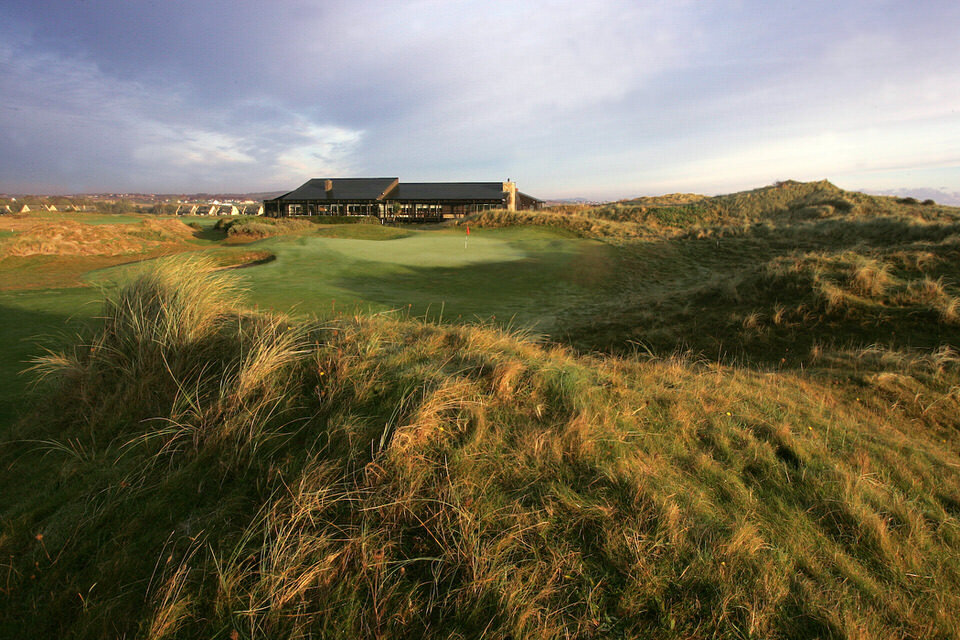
(214, 216, 313, 240)
(215, 216, 382, 241)
(0, 218, 196, 257)
(3, 259, 960, 638)
(561, 222, 960, 363)
(210, 249, 277, 269)
(466, 180, 960, 363)
(470, 180, 960, 242)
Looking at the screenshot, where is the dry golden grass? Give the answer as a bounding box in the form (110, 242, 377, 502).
(5, 263, 960, 638)
(1, 218, 195, 257)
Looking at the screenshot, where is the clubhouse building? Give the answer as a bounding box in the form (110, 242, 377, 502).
(264, 178, 543, 221)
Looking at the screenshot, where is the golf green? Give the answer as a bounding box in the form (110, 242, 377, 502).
(234, 227, 611, 324)
(1, 225, 616, 426)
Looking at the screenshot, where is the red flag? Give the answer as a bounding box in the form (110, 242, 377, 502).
(466, 225, 470, 235)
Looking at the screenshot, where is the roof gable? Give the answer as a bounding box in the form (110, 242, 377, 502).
(275, 178, 398, 201)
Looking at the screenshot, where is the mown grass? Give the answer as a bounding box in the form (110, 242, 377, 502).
(0, 287, 101, 429)
(2, 258, 959, 638)
(0, 225, 608, 429)
(313, 224, 413, 240)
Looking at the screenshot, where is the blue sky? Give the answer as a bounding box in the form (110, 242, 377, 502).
(1, 0, 958, 199)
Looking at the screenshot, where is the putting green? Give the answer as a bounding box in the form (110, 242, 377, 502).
(1, 225, 615, 426)
(231, 226, 613, 327)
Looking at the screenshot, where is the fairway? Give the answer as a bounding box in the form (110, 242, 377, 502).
(1, 223, 615, 426)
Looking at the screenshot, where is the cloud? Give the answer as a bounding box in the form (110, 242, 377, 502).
(1, 0, 958, 197)
(0, 21, 364, 192)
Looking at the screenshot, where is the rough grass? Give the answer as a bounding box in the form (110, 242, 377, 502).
(469, 180, 960, 243)
(217, 217, 313, 240)
(1, 219, 196, 257)
(3, 260, 960, 638)
(530, 182, 960, 363)
(215, 216, 382, 242)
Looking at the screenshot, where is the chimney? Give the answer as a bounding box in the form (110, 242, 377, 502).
(503, 181, 517, 212)
(324, 179, 333, 193)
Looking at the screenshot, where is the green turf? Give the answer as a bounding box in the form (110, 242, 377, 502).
(312, 224, 413, 240)
(0, 226, 612, 425)
(0, 288, 102, 428)
(88, 226, 613, 329)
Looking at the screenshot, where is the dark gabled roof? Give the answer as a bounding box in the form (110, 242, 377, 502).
(518, 191, 544, 203)
(273, 178, 398, 201)
(394, 182, 505, 201)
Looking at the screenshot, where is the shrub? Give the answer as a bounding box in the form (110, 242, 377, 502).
(824, 198, 855, 212)
(850, 259, 893, 297)
(227, 221, 278, 238)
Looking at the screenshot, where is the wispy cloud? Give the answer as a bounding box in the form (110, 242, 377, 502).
(0, 21, 364, 192)
(1, 0, 958, 197)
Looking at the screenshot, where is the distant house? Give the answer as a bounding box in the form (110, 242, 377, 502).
(264, 177, 543, 220)
(200, 205, 218, 216)
(237, 204, 264, 216)
(18, 204, 31, 213)
(218, 205, 240, 216)
(44, 204, 58, 212)
(1, 205, 11, 215)
(176, 204, 199, 216)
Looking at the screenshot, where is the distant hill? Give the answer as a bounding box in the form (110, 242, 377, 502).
(864, 187, 960, 206)
(495, 180, 960, 238)
(150, 191, 286, 201)
(620, 192, 708, 206)
(543, 197, 604, 206)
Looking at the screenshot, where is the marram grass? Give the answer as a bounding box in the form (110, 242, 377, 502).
(3, 259, 960, 638)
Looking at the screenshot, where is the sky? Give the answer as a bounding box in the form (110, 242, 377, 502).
(1, 0, 959, 200)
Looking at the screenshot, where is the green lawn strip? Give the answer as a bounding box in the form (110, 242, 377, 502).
(80, 226, 612, 331)
(232, 227, 612, 331)
(312, 224, 414, 240)
(0, 288, 102, 429)
(0, 226, 610, 426)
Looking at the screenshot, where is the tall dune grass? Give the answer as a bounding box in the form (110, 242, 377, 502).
(4, 262, 960, 638)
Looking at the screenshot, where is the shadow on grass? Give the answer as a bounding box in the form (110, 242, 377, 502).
(331, 253, 610, 333)
(0, 301, 96, 430)
(191, 226, 228, 242)
(556, 224, 960, 367)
